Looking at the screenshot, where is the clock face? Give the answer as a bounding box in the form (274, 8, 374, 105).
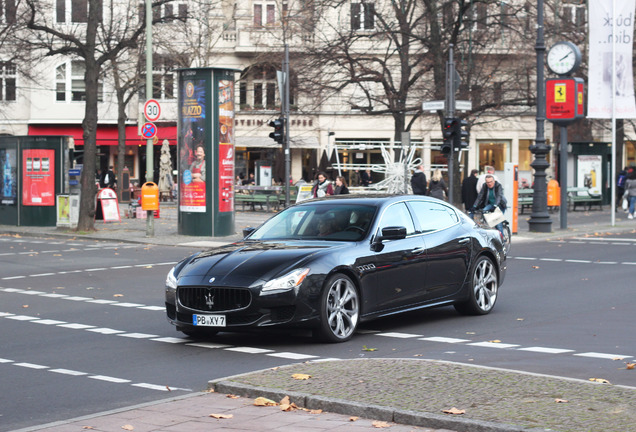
(547, 42, 581, 76)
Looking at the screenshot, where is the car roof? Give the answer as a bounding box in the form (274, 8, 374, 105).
(297, 194, 442, 207)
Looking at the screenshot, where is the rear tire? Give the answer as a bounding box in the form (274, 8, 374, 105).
(315, 274, 359, 343)
(455, 255, 498, 315)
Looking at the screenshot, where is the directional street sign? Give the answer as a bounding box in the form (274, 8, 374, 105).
(141, 122, 157, 139)
(143, 99, 161, 122)
(422, 100, 445, 111)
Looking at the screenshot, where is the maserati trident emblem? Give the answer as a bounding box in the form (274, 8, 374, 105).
(205, 293, 215, 309)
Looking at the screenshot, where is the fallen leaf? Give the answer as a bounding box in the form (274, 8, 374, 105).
(555, 399, 569, 403)
(308, 409, 322, 414)
(292, 373, 311, 380)
(413, 354, 423, 357)
(82, 427, 95, 430)
(349, 416, 359, 421)
(209, 413, 233, 419)
(589, 378, 611, 384)
(165, 386, 171, 391)
(372, 420, 391, 428)
(626, 363, 635, 370)
(488, 340, 501, 343)
(516, 318, 525, 321)
(442, 407, 465, 415)
(22, 305, 28, 308)
(362, 345, 377, 351)
(612, 357, 625, 361)
(254, 397, 278, 406)
(113, 294, 124, 297)
(226, 394, 240, 399)
(121, 426, 134, 431)
(531, 265, 540, 269)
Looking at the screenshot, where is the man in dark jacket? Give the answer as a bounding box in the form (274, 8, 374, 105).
(410, 165, 427, 195)
(471, 174, 507, 235)
(461, 169, 479, 211)
(100, 166, 117, 189)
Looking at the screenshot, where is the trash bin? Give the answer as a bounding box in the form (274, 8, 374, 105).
(141, 182, 159, 211)
(547, 179, 561, 207)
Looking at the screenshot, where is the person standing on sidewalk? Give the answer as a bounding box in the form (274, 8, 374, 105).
(428, 169, 448, 201)
(410, 165, 427, 195)
(461, 169, 479, 211)
(333, 176, 349, 195)
(624, 170, 636, 219)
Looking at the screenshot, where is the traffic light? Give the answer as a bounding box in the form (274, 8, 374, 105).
(453, 118, 469, 150)
(441, 118, 454, 154)
(268, 117, 285, 144)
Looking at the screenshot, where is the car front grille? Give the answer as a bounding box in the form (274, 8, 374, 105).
(178, 286, 251, 312)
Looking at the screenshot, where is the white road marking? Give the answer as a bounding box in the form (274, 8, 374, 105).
(419, 336, 472, 343)
(33, 319, 66, 325)
(117, 333, 158, 339)
(225, 347, 274, 354)
(468, 342, 521, 349)
(15, 362, 48, 369)
(6, 315, 39, 321)
(574, 352, 632, 360)
(517, 347, 575, 354)
(86, 328, 126, 335)
(50, 369, 88, 376)
(88, 375, 131, 383)
(267, 352, 319, 360)
(376, 332, 422, 338)
(152, 337, 188, 344)
(58, 323, 96, 329)
(186, 342, 231, 349)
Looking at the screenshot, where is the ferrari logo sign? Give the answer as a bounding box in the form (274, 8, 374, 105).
(554, 84, 566, 103)
(546, 78, 585, 126)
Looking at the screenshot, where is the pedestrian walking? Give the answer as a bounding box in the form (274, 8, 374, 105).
(360, 169, 372, 187)
(617, 168, 628, 211)
(410, 165, 427, 195)
(312, 172, 334, 197)
(333, 176, 350, 195)
(428, 169, 448, 200)
(624, 170, 636, 219)
(461, 169, 479, 211)
(101, 166, 117, 189)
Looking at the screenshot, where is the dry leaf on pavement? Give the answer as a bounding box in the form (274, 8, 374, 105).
(209, 413, 233, 419)
(121, 426, 134, 431)
(589, 378, 611, 384)
(362, 345, 377, 351)
(82, 427, 95, 430)
(279, 396, 299, 411)
(292, 373, 311, 380)
(626, 363, 635, 370)
(372, 420, 391, 428)
(226, 394, 240, 399)
(254, 397, 278, 406)
(442, 407, 466, 415)
(488, 339, 501, 343)
(349, 416, 359, 421)
(308, 409, 322, 414)
(555, 399, 569, 403)
(113, 294, 124, 297)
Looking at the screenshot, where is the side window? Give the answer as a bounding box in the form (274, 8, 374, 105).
(409, 201, 458, 232)
(377, 203, 415, 235)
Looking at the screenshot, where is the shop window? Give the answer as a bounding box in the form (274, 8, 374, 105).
(478, 140, 510, 172)
(55, 60, 103, 102)
(57, 0, 102, 23)
(0, 61, 16, 101)
(351, 1, 374, 31)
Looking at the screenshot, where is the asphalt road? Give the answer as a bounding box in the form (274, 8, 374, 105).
(1, 232, 635, 431)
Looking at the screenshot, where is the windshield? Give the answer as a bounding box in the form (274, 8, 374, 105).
(248, 203, 377, 242)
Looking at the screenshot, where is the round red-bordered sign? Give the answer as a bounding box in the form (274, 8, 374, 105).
(144, 99, 161, 122)
(141, 122, 157, 139)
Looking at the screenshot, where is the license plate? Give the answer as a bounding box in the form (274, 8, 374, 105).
(193, 314, 226, 327)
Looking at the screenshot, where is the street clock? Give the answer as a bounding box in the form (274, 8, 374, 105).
(547, 41, 582, 76)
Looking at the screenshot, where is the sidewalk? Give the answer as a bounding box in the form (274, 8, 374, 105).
(4, 201, 636, 432)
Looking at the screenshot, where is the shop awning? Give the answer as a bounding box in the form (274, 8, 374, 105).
(28, 124, 177, 146)
(236, 136, 320, 149)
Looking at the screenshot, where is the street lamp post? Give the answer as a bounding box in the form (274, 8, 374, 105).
(145, 0, 154, 237)
(528, 0, 552, 233)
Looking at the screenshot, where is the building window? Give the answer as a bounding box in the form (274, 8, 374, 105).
(239, 64, 292, 110)
(140, 56, 176, 100)
(55, 60, 103, 102)
(254, 2, 276, 27)
(57, 0, 102, 23)
(470, 2, 488, 31)
(351, 1, 374, 31)
(1, 0, 16, 24)
(0, 61, 16, 101)
(563, 3, 586, 31)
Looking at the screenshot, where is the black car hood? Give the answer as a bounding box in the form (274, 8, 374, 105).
(177, 240, 335, 287)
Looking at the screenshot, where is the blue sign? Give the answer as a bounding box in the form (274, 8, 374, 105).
(69, 169, 81, 176)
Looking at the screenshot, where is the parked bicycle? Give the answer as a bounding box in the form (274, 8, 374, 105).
(471, 209, 511, 254)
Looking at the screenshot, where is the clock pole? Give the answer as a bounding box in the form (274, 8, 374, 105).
(528, 0, 552, 233)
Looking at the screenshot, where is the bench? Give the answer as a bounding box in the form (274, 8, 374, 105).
(235, 193, 280, 212)
(518, 189, 534, 214)
(568, 187, 603, 211)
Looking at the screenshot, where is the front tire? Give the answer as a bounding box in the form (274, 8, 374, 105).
(455, 255, 498, 315)
(315, 274, 359, 343)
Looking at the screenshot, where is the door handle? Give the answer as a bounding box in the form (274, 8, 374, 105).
(412, 247, 426, 254)
(458, 238, 471, 244)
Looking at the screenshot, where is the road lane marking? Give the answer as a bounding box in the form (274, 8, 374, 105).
(574, 352, 632, 360)
(117, 333, 159, 339)
(0, 260, 176, 280)
(267, 352, 319, 360)
(376, 332, 422, 338)
(15, 362, 48, 369)
(468, 342, 521, 349)
(88, 375, 131, 383)
(50, 369, 88, 376)
(517, 347, 575, 354)
(225, 347, 275, 354)
(185, 342, 232, 349)
(419, 337, 472, 343)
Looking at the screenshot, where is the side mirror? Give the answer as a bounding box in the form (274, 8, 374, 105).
(371, 226, 407, 251)
(242, 227, 256, 238)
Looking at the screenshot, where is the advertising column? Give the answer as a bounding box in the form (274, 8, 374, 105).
(178, 68, 237, 236)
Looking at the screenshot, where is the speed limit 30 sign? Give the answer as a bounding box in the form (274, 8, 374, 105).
(144, 99, 161, 122)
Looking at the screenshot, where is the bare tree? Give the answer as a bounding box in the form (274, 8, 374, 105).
(20, 0, 171, 231)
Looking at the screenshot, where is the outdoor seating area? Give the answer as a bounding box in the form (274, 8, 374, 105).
(517, 187, 603, 213)
(234, 186, 298, 212)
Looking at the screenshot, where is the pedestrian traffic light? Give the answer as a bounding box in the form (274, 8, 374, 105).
(441, 118, 454, 154)
(268, 117, 285, 144)
(453, 118, 469, 150)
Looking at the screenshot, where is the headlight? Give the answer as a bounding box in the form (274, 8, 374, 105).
(262, 268, 310, 292)
(166, 267, 178, 291)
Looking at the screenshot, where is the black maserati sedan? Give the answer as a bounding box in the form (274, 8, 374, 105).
(165, 195, 506, 342)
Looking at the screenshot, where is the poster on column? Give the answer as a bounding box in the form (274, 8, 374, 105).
(218, 80, 235, 212)
(22, 149, 55, 206)
(1, 148, 17, 205)
(179, 79, 207, 212)
(577, 155, 603, 196)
